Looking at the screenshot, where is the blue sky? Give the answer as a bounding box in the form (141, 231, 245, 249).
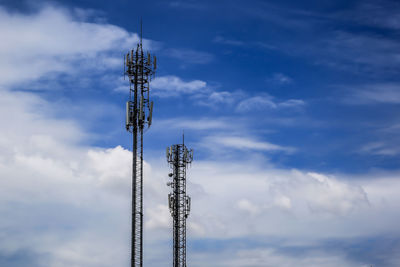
(1, 0, 400, 266)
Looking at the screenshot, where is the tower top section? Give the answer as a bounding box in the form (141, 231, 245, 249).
(124, 22, 156, 133)
(125, 44, 157, 84)
(166, 143, 194, 166)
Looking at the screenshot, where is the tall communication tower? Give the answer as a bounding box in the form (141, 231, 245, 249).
(124, 23, 156, 267)
(166, 136, 193, 267)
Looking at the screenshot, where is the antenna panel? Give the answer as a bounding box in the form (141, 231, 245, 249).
(148, 101, 153, 126)
(139, 96, 143, 122)
(126, 101, 132, 129)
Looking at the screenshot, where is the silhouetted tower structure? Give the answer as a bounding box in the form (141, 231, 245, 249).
(124, 24, 156, 267)
(166, 136, 193, 267)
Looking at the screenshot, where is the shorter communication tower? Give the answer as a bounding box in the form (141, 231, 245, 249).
(166, 137, 193, 267)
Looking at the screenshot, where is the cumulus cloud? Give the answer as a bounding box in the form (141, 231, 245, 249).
(273, 195, 292, 210)
(185, 161, 395, 241)
(0, 5, 146, 87)
(151, 75, 207, 96)
(0, 88, 171, 266)
(304, 172, 368, 215)
(0, 84, 398, 266)
(0, 93, 130, 267)
(146, 205, 171, 230)
(237, 199, 260, 215)
(0, 76, 379, 264)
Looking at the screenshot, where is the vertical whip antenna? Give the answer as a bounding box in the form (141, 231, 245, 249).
(140, 18, 143, 47)
(166, 138, 194, 267)
(124, 20, 156, 267)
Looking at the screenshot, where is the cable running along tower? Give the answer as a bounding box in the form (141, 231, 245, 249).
(166, 137, 193, 267)
(125, 24, 156, 267)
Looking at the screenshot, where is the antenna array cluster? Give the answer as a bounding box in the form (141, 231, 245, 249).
(125, 43, 156, 132)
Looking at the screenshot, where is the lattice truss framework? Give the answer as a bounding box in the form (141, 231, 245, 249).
(166, 143, 193, 267)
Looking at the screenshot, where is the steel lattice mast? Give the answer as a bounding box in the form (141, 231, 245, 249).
(166, 136, 193, 267)
(124, 25, 156, 267)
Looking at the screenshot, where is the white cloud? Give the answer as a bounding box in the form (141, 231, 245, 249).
(203, 135, 294, 153)
(318, 31, 400, 74)
(237, 95, 278, 110)
(0, 94, 128, 267)
(117, 75, 239, 106)
(151, 75, 207, 96)
(155, 118, 233, 131)
(236, 95, 305, 112)
(146, 204, 171, 230)
(0, 76, 379, 263)
(0, 88, 172, 266)
(279, 99, 305, 107)
(305, 172, 368, 215)
(193, 90, 244, 107)
(237, 199, 260, 215)
(0, 82, 399, 265)
(0, 5, 145, 87)
(205, 90, 244, 106)
(184, 161, 398, 241)
(208, 91, 237, 104)
(273, 195, 292, 209)
(346, 83, 400, 105)
(360, 141, 400, 156)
